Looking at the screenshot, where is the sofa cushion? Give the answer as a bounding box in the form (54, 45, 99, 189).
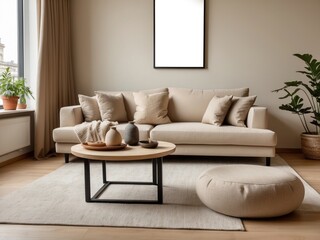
(202, 95, 233, 126)
(133, 92, 171, 125)
(78, 94, 101, 122)
(168, 87, 249, 122)
(150, 122, 277, 147)
(95, 92, 128, 122)
(225, 96, 257, 127)
(97, 88, 168, 121)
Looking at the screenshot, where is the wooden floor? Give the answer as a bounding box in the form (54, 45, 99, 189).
(0, 153, 319, 240)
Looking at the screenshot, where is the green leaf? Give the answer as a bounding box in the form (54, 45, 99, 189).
(285, 81, 302, 87)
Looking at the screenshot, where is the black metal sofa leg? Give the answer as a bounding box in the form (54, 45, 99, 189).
(266, 157, 271, 166)
(65, 154, 70, 163)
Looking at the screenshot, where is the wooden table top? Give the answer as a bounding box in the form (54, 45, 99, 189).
(71, 141, 176, 161)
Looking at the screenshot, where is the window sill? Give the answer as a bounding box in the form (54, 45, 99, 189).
(0, 109, 35, 117)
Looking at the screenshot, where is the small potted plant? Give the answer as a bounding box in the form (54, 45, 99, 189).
(16, 77, 34, 109)
(272, 53, 320, 159)
(0, 67, 20, 110)
(0, 67, 34, 110)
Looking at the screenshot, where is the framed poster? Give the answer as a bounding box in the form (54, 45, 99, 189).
(154, 0, 205, 68)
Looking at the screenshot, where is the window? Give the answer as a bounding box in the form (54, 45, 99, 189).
(0, 0, 24, 108)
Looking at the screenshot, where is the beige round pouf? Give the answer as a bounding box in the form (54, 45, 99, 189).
(196, 165, 305, 218)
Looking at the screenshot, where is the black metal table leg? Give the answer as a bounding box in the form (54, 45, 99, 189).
(102, 161, 107, 183)
(83, 158, 164, 204)
(157, 157, 163, 204)
(152, 159, 157, 184)
(84, 158, 91, 202)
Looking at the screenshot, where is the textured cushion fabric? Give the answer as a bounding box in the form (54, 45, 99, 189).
(115, 123, 155, 141)
(196, 165, 305, 218)
(202, 95, 233, 126)
(225, 96, 257, 127)
(59, 105, 84, 127)
(95, 92, 128, 122)
(97, 88, 169, 121)
(78, 95, 101, 122)
(247, 106, 268, 129)
(53, 127, 80, 143)
(123, 88, 169, 121)
(168, 87, 249, 122)
(150, 122, 277, 147)
(133, 92, 171, 125)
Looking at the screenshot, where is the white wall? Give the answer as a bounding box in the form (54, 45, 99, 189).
(71, 0, 320, 148)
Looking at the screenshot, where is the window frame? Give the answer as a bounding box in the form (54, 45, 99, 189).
(0, 0, 24, 109)
(18, 0, 24, 77)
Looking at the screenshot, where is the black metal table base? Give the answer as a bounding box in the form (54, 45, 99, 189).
(83, 158, 163, 204)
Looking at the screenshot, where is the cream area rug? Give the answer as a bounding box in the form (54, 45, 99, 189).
(0, 155, 319, 230)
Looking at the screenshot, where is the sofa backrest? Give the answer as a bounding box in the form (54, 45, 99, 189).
(167, 87, 249, 122)
(97, 87, 249, 122)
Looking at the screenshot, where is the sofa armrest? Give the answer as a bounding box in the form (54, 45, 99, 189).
(246, 106, 268, 129)
(60, 105, 83, 127)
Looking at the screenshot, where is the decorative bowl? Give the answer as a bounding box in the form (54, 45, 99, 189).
(139, 140, 158, 148)
(86, 141, 106, 147)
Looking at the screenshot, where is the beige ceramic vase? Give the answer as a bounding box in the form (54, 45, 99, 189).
(105, 126, 122, 146)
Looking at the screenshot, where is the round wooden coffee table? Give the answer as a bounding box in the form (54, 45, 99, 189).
(71, 141, 176, 204)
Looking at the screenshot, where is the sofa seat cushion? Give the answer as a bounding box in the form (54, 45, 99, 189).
(114, 123, 154, 141)
(150, 122, 277, 147)
(53, 127, 80, 143)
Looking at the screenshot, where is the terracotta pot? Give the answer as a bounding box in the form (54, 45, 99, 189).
(17, 103, 27, 109)
(1, 96, 19, 110)
(301, 133, 320, 160)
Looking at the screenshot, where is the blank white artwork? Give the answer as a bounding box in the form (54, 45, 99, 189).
(154, 0, 205, 68)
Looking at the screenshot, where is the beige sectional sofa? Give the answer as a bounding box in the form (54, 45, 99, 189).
(53, 87, 277, 165)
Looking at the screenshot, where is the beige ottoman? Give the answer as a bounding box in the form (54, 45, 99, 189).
(196, 165, 305, 218)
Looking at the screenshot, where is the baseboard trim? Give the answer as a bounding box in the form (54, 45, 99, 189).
(276, 148, 302, 154)
(0, 152, 33, 168)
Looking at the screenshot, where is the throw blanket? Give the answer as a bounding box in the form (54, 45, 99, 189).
(74, 120, 114, 143)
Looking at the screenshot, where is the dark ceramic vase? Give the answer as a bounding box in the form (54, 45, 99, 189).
(124, 121, 139, 146)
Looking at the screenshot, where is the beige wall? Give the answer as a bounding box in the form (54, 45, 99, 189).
(71, 0, 320, 148)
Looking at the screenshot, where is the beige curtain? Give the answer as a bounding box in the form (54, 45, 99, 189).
(35, 0, 77, 159)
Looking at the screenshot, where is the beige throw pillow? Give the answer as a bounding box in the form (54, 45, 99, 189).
(133, 92, 171, 125)
(78, 94, 101, 122)
(225, 96, 257, 127)
(202, 95, 233, 126)
(95, 92, 128, 122)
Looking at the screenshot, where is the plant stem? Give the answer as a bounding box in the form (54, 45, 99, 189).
(298, 114, 309, 133)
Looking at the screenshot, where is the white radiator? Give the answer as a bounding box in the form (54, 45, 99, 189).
(0, 116, 31, 156)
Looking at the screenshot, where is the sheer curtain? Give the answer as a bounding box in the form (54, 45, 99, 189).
(35, 0, 77, 159)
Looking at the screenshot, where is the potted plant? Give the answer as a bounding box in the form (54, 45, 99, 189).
(0, 67, 20, 110)
(0, 67, 34, 110)
(16, 77, 34, 109)
(272, 53, 320, 159)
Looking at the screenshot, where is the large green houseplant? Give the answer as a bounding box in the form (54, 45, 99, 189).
(272, 53, 320, 159)
(0, 67, 34, 110)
